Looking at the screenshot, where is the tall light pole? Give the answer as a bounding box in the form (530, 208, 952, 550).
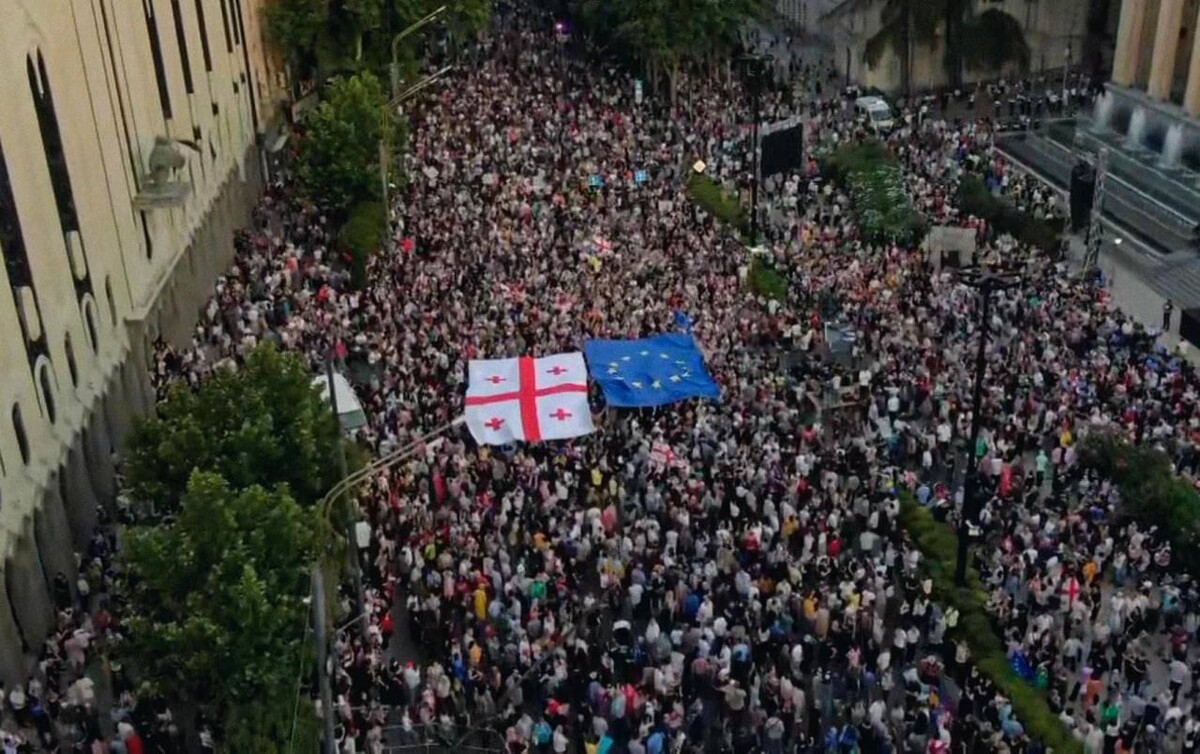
(312, 416, 465, 754)
(390, 5, 447, 100)
(740, 53, 772, 246)
(324, 352, 365, 644)
(953, 267, 1021, 587)
(380, 66, 454, 240)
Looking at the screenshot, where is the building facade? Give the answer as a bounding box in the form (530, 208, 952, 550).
(1112, 0, 1200, 115)
(0, 0, 284, 684)
(821, 0, 1094, 94)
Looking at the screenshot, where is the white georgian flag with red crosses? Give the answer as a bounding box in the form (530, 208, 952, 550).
(465, 352, 595, 445)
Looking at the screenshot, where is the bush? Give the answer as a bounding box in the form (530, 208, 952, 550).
(748, 257, 787, 300)
(686, 173, 746, 232)
(900, 497, 1084, 754)
(823, 139, 897, 184)
(958, 176, 1061, 255)
(1078, 431, 1200, 574)
(824, 140, 923, 246)
(338, 200, 387, 289)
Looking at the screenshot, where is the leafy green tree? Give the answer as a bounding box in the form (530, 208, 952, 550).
(962, 9, 1030, 74)
(297, 70, 398, 211)
(342, 0, 385, 60)
(264, 0, 330, 75)
(571, 0, 765, 106)
(120, 472, 317, 747)
(126, 343, 345, 515)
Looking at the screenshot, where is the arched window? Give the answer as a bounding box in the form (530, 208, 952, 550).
(64, 333, 78, 387)
(13, 403, 29, 465)
(36, 361, 56, 424)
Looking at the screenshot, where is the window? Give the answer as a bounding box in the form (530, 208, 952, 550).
(169, 0, 195, 94)
(28, 53, 81, 236)
(36, 362, 56, 425)
(217, 0, 233, 53)
(141, 212, 154, 259)
(144, 0, 173, 119)
(0, 137, 33, 290)
(12, 404, 28, 465)
(105, 276, 118, 325)
(64, 333, 78, 387)
(83, 298, 100, 353)
(230, 0, 242, 46)
(193, 0, 213, 72)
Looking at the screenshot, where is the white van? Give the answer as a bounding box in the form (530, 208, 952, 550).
(854, 96, 895, 131)
(313, 372, 368, 432)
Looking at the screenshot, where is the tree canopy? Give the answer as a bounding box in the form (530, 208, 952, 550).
(297, 70, 398, 212)
(126, 343, 345, 516)
(570, 0, 767, 103)
(120, 472, 318, 748)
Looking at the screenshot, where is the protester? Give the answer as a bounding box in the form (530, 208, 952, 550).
(136, 5, 1200, 754)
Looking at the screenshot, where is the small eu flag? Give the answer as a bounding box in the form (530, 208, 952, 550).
(583, 334, 720, 408)
(589, 174, 604, 188)
(634, 169, 648, 184)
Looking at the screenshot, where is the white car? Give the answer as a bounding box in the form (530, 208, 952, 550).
(855, 95, 895, 131)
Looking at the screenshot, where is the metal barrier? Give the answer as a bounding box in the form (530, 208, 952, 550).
(381, 724, 505, 754)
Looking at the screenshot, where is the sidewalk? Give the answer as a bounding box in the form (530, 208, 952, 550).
(1063, 234, 1199, 363)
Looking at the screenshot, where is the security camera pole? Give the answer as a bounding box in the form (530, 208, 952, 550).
(954, 267, 1021, 587)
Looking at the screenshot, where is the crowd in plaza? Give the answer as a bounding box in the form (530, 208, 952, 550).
(150, 9, 1200, 754)
(7, 4, 1200, 754)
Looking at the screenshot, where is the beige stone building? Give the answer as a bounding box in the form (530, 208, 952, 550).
(0, 0, 283, 683)
(823, 0, 1092, 94)
(1112, 0, 1200, 114)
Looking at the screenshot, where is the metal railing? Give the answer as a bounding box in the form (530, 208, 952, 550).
(381, 724, 505, 754)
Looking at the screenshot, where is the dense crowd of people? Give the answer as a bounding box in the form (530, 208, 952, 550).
(2, 5, 1184, 754)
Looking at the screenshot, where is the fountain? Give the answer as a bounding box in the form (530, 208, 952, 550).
(1091, 91, 1114, 133)
(1126, 107, 1147, 150)
(1161, 123, 1186, 169)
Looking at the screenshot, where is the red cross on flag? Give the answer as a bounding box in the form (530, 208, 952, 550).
(465, 352, 595, 445)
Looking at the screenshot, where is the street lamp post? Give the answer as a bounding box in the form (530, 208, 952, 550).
(390, 5, 448, 100)
(323, 352, 368, 646)
(380, 66, 454, 240)
(312, 416, 465, 754)
(953, 267, 1021, 587)
(740, 54, 772, 247)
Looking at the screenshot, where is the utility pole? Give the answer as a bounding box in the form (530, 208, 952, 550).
(390, 5, 447, 99)
(325, 352, 368, 643)
(954, 268, 1021, 587)
(741, 53, 771, 246)
(312, 565, 337, 754)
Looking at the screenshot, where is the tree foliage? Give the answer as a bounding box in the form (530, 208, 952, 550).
(339, 200, 388, 288)
(126, 343, 345, 515)
(264, 0, 330, 67)
(963, 9, 1031, 74)
(298, 70, 398, 212)
(825, 140, 922, 245)
(1079, 431, 1200, 575)
(571, 0, 766, 100)
(120, 473, 317, 740)
(861, 0, 945, 95)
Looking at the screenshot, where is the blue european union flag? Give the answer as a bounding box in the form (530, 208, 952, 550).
(583, 334, 720, 408)
(634, 169, 648, 184)
(589, 174, 604, 188)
